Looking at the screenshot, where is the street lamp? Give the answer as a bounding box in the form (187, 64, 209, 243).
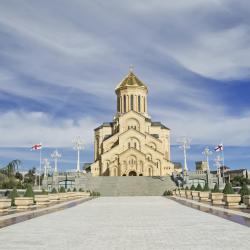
(43, 158, 51, 177)
(73, 136, 84, 172)
(214, 155, 223, 176)
(202, 146, 213, 172)
(51, 149, 61, 174)
(177, 137, 191, 174)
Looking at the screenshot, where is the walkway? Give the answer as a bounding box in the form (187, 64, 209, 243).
(0, 197, 249, 250)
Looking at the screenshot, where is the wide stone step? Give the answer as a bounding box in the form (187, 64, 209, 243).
(78, 176, 176, 196)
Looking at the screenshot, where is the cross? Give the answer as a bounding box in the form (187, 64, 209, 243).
(129, 64, 134, 73)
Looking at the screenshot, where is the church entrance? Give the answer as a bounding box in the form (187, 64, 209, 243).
(128, 171, 137, 176)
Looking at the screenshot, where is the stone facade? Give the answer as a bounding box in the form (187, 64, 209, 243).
(90, 70, 174, 176)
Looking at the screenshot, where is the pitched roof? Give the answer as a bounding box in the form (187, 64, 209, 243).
(115, 71, 148, 92)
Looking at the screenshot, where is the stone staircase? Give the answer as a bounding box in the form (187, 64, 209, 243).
(78, 176, 177, 196)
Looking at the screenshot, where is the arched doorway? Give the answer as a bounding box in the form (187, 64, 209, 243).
(128, 171, 137, 176)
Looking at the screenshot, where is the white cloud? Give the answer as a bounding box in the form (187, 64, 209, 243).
(153, 107, 250, 146)
(0, 111, 98, 147)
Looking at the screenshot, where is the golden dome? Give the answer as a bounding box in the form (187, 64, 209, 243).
(115, 71, 148, 92)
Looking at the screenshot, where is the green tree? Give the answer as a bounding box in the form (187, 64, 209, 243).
(59, 186, 66, 193)
(223, 182, 234, 194)
(185, 186, 189, 190)
(24, 167, 36, 185)
(41, 189, 48, 195)
(51, 187, 57, 193)
(203, 182, 210, 191)
(190, 185, 195, 190)
(239, 183, 249, 201)
(73, 187, 77, 192)
(15, 171, 23, 181)
(8, 187, 19, 206)
(195, 183, 202, 191)
(212, 183, 220, 193)
(24, 184, 34, 198)
(1, 160, 21, 177)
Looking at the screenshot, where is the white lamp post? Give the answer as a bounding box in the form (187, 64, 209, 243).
(51, 150, 61, 173)
(214, 155, 223, 176)
(43, 158, 51, 177)
(202, 146, 213, 172)
(177, 137, 191, 173)
(73, 137, 84, 172)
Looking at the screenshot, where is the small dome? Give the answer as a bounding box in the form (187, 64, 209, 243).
(115, 71, 148, 93)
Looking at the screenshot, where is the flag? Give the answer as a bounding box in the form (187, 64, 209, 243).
(31, 143, 42, 151)
(214, 144, 223, 152)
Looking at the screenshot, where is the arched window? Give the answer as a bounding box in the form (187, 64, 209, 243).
(130, 95, 134, 110)
(123, 95, 126, 112)
(134, 142, 137, 149)
(128, 142, 131, 148)
(138, 96, 141, 112)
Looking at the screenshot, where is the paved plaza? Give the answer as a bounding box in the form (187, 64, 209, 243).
(0, 197, 249, 250)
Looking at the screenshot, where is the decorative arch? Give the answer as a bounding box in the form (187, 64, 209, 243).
(146, 153, 152, 161)
(126, 118, 140, 131)
(148, 166, 153, 176)
(148, 141, 157, 151)
(125, 137, 141, 150)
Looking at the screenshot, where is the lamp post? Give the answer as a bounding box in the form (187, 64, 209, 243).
(51, 150, 61, 174)
(177, 137, 191, 174)
(43, 158, 50, 177)
(214, 155, 223, 176)
(73, 137, 84, 172)
(202, 146, 213, 172)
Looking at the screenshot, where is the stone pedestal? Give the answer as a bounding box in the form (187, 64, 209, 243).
(180, 190, 186, 198)
(15, 197, 34, 209)
(224, 194, 241, 207)
(198, 191, 210, 202)
(0, 198, 11, 212)
(48, 194, 60, 202)
(185, 190, 192, 199)
(243, 195, 250, 208)
(35, 195, 50, 206)
(211, 193, 224, 205)
(191, 191, 199, 200)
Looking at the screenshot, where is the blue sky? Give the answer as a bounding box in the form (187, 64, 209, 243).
(0, 0, 250, 172)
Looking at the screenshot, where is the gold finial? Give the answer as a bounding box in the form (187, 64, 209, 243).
(129, 64, 134, 73)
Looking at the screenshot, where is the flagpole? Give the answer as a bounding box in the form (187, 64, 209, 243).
(39, 145, 42, 190)
(221, 141, 225, 183)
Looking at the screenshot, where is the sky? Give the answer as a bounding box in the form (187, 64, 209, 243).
(0, 0, 250, 172)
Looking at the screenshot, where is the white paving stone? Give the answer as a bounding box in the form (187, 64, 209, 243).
(0, 197, 249, 250)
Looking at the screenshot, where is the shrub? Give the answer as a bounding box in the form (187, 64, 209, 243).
(79, 188, 84, 192)
(73, 187, 77, 192)
(67, 188, 71, 192)
(212, 183, 220, 193)
(203, 183, 210, 191)
(190, 185, 196, 190)
(223, 182, 234, 194)
(51, 187, 57, 193)
(195, 183, 202, 191)
(59, 186, 66, 193)
(91, 191, 101, 196)
(8, 187, 19, 206)
(41, 189, 48, 195)
(185, 186, 189, 190)
(24, 184, 34, 198)
(240, 183, 249, 201)
(163, 190, 173, 196)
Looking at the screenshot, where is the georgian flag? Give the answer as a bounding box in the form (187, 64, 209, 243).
(214, 144, 223, 152)
(31, 143, 42, 151)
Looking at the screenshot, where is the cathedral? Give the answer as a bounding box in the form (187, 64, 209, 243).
(90, 69, 174, 176)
